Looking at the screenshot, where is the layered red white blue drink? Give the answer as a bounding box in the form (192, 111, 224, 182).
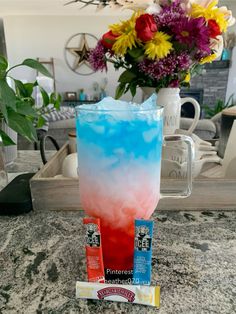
(76, 96, 163, 273)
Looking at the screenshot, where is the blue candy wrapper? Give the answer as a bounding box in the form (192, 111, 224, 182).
(133, 219, 154, 285)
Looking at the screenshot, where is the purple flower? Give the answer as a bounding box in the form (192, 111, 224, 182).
(176, 52, 191, 69)
(169, 79, 180, 88)
(194, 50, 210, 62)
(173, 17, 211, 53)
(89, 40, 107, 72)
(138, 52, 191, 81)
(154, 0, 185, 29)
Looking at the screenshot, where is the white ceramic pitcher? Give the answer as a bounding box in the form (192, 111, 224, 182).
(142, 87, 201, 135)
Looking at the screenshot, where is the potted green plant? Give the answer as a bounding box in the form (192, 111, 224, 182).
(203, 94, 235, 119)
(0, 55, 61, 189)
(0, 55, 61, 145)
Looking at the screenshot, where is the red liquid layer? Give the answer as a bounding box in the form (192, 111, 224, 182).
(100, 221, 134, 271)
(81, 177, 160, 271)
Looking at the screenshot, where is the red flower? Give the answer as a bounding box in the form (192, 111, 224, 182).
(101, 31, 119, 49)
(135, 14, 158, 42)
(208, 19, 221, 38)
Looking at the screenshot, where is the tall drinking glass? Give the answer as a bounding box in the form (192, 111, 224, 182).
(76, 102, 193, 275)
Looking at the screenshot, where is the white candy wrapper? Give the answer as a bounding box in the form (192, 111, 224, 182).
(76, 281, 160, 307)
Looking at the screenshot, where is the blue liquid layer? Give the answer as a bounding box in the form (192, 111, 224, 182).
(76, 112, 163, 164)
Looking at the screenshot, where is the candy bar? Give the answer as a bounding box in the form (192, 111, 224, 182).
(76, 281, 160, 307)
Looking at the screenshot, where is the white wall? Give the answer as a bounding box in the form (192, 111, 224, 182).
(3, 8, 236, 104)
(3, 15, 142, 102)
(226, 46, 236, 102)
(225, 3, 236, 103)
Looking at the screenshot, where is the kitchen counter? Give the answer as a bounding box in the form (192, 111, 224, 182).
(0, 210, 235, 314)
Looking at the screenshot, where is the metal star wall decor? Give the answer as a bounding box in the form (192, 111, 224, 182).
(64, 33, 98, 75)
(66, 34, 91, 69)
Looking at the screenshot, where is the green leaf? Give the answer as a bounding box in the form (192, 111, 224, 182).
(25, 82, 36, 96)
(127, 48, 143, 59)
(0, 129, 16, 146)
(216, 100, 223, 112)
(118, 70, 137, 84)
(0, 55, 8, 71)
(54, 102, 60, 110)
(50, 92, 61, 103)
(7, 109, 37, 142)
(0, 80, 17, 110)
(50, 92, 61, 110)
(0, 56, 8, 79)
(49, 93, 56, 104)
(0, 101, 8, 123)
(226, 93, 234, 107)
(181, 82, 190, 88)
(115, 83, 126, 99)
(39, 87, 49, 106)
(124, 84, 130, 94)
(22, 59, 53, 78)
(203, 106, 214, 118)
(14, 80, 36, 99)
(14, 79, 28, 97)
(37, 116, 46, 128)
(130, 83, 137, 98)
(16, 100, 38, 117)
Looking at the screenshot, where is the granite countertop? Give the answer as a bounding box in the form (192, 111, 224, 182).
(0, 210, 235, 314)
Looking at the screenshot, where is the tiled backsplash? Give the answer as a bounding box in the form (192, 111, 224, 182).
(190, 61, 230, 109)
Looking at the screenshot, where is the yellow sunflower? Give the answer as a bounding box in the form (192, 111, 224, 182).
(144, 32, 173, 60)
(200, 53, 217, 64)
(109, 13, 141, 56)
(191, 1, 228, 32)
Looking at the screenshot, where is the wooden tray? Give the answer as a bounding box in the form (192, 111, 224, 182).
(30, 143, 236, 211)
(30, 143, 81, 211)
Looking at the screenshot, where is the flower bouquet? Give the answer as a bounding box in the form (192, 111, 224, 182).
(89, 0, 235, 98)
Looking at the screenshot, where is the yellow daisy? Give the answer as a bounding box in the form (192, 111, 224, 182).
(109, 13, 141, 56)
(112, 34, 137, 56)
(191, 1, 228, 32)
(200, 53, 217, 64)
(184, 72, 191, 83)
(144, 32, 173, 60)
